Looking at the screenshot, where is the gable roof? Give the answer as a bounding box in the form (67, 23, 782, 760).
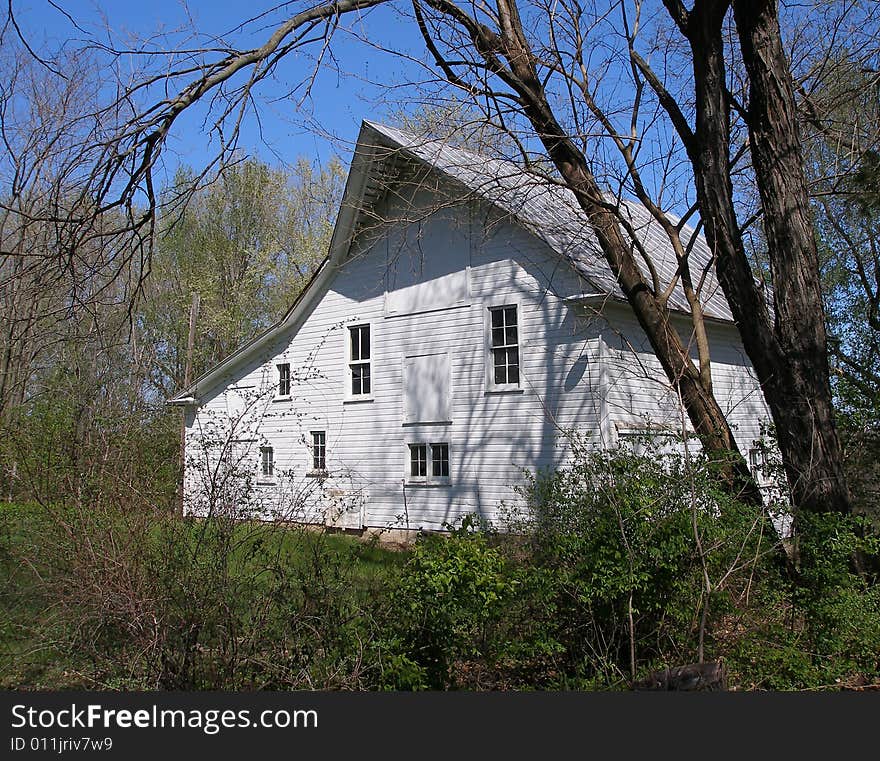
(169, 119, 734, 405)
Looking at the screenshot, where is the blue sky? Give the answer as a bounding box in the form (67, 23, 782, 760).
(14, 0, 430, 173)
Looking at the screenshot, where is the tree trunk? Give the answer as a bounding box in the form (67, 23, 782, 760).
(679, 0, 851, 517)
(730, 0, 850, 516)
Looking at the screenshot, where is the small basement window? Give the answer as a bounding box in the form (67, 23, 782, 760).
(409, 443, 427, 480)
(431, 443, 449, 478)
(277, 363, 291, 397)
(348, 324, 372, 397)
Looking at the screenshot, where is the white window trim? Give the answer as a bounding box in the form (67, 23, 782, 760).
(404, 441, 451, 487)
(344, 320, 375, 402)
(484, 301, 524, 393)
(274, 362, 292, 401)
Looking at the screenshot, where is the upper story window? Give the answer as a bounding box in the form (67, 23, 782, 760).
(259, 445, 274, 481)
(489, 305, 520, 387)
(311, 431, 326, 472)
(348, 324, 372, 397)
(277, 363, 291, 397)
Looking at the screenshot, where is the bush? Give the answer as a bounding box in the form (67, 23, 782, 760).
(384, 446, 880, 691)
(516, 447, 783, 687)
(380, 518, 520, 689)
(5, 445, 878, 691)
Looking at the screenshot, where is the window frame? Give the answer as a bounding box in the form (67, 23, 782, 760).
(258, 444, 275, 484)
(485, 303, 523, 392)
(405, 441, 451, 487)
(345, 321, 374, 402)
(748, 447, 770, 481)
(407, 443, 428, 484)
(275, 362, 291, 399)
(310, 430, 327, 475)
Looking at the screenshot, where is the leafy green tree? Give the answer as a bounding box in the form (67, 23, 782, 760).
(139, 157, 344, 398)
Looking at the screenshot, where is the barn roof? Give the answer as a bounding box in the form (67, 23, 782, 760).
(169, 119, 734, 405)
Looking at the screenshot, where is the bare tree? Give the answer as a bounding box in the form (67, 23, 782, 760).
(0, 43, 144, 425)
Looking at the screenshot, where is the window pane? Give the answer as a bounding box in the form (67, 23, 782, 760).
(504, 306, 517, 325)
(350, 325, 370, 361)
(351, 363, 371, 395)
(409, 444, 427, 477)
(508, 365, 519, 384)
(432, 444, 449, 478)
(360, 325, 370, 360)
(493, 347, 508, 384)
(491, 308, 504, 328)
(505, 326, 518, 345)
(492, 327, 505, 347)
(350, 327, 359, 360)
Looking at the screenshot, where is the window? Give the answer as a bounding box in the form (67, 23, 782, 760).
(311, 431, 326, 472)
(489, 305, 519, 386)
(260, 445, 274, 481)
(749, 447, 769, 478)
(407, 442, 450, 485)
(277, 363, 291, 397)
(348, 324, 371, 397)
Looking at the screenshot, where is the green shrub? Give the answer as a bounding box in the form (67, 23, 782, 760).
(516, 446, 782, 687)
(5, 445, 879, 691)
(381, 519, 520, 689)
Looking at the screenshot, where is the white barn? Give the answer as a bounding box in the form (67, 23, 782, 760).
(168, 121, 772, 533)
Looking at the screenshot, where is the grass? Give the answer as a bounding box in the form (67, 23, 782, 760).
(0, 503, 77, 688)
(0, 502, 408, 689)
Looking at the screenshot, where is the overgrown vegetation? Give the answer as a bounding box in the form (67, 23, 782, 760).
(4, 448, 877, 692)
(0, 502, 405, 689)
